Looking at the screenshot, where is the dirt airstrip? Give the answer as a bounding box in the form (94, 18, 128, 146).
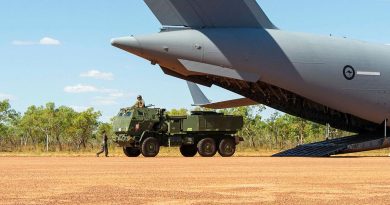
(1, 157, 390, 205)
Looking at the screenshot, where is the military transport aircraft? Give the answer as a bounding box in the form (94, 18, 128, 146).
(111, 0, 390, 156)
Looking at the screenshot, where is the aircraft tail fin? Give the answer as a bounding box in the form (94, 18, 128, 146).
(187, 81, 211, 105)
(144, 0, 277, 29)
(187, 81, 259, 109)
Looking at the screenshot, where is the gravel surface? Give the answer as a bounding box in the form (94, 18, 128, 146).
(1, 157, 390, 205)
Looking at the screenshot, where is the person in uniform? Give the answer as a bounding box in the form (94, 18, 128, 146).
(96, 131, 109, 157)
(132, 95, 145, 108)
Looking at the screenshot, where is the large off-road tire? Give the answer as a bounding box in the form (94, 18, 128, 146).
(180, 144, 197, 157)
(218, 137, 236, 157)
(141, 137, 160, 157)
(197, 138, 217, 157)
(123, 147, 141, 157)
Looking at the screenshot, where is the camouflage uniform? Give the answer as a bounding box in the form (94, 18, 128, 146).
(96, 132, 108, 157)
(133, 96, 145, 108)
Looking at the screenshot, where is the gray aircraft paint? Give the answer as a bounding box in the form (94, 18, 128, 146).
(187, 81, 210, 105)
(111, 0, 390, 131)
(144, 0, 277, 29)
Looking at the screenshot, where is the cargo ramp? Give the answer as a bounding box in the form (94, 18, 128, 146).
(273, 134, 390, 157)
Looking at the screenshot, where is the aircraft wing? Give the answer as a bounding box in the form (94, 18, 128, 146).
(144, 0, 277, 29)
(187, 81, 259, 109)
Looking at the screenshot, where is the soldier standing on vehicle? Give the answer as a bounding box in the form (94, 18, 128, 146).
(96, 131, 109, 157)
(132, 95, 145, 108)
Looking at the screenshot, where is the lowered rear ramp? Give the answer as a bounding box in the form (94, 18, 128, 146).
(273, 134, 390, 157)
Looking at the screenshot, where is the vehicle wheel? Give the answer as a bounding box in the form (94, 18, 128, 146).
(197, 138, 217, 157)
(123, 147, 141, 157)
(218, 138, 236, 157)
(180, 145, 197, 157)
(141, 137, 160, 157)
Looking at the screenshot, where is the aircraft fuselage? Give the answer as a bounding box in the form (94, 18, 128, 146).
(112, 28, 390, 129)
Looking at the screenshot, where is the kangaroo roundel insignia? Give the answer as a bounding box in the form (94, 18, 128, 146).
(343, 65, 355, 80)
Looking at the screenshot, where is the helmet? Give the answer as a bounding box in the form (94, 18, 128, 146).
(137, 95, 142, 99)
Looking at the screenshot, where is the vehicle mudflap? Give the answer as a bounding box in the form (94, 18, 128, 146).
(235, 136, 244, 145)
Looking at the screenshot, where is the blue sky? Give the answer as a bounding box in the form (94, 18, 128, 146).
(1, 0, 390, 121)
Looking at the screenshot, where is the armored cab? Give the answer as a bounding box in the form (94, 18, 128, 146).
(113, 108, 243, 158)
(113, 108, 165, 145)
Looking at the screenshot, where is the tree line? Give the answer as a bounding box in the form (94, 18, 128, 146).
(0, 100, 350, 152)
(0, 100, 110, 152)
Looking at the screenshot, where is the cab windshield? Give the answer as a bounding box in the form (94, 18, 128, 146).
(118, 110, 132, 117)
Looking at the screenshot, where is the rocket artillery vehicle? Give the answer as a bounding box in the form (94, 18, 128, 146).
(113, 107, 244, 157)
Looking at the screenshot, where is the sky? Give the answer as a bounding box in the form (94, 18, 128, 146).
(1, 0, 390, 121)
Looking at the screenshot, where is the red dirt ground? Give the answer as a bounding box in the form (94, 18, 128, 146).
(1, 157, 390, 205)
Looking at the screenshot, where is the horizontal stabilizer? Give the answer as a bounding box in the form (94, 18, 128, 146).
(187, 81, 258, 109)
(144, 0, 277, 29)
(179, 59, 260, 82)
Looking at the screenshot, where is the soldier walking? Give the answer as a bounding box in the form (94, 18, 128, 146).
(96, 131, 109, 157)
